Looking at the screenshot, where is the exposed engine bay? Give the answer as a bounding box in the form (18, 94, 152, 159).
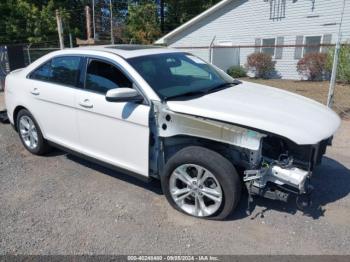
(151, 101, 332, 213)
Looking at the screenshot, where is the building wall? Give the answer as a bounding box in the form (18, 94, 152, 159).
(166, 0, 350, 79)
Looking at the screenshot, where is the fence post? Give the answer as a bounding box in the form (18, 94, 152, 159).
(26, 43, 32, 64)
(327, 34, 341, 108)
(209, 36, 216, 64)
(327, 0, 346, 108)
(69, 33, 73, 48)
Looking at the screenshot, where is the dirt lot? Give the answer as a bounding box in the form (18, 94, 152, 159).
(0, 87, 350, 255)
(241, 78, 350, 119)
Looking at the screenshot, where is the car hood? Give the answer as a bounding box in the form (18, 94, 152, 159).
(166, 81, 341, 145)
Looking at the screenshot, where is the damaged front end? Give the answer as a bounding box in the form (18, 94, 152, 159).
(152, 101, 331, 214)
(243, 134, 331, 213)
(243, 158, 313, 213)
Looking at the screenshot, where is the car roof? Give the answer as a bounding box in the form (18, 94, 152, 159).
(76, 44, 183, 59)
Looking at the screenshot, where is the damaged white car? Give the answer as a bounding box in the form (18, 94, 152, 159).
(4, 45, 341, 219)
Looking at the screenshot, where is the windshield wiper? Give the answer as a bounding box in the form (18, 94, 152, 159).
(164, 90, 209, 101)
(164, 80, 241, 101)
(206, 79, 242, 93)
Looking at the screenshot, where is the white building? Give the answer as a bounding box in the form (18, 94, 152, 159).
(156, 0, 350, 79)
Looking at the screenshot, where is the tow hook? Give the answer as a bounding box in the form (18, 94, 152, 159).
(296, 185, 314, 210)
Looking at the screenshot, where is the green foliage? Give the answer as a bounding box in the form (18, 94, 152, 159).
(126, 1, 161, 44)
(164, 0, 221, 33)
(0, 0, 88, 45)
(246, 53, 276, 79)
(326, 44, 350, 84)
(227, 65, 247, 78)
(0, 0, 221, 46)
(297, 53, 328, 81)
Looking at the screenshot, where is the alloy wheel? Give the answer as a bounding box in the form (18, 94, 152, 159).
(169, 164, 223, 217)
(19, 115, 38, 150)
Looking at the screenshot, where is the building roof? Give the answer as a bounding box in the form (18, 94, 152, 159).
(155, 0, 233, 45)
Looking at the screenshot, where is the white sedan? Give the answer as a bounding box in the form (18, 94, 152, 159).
(4, 45, 340, 219)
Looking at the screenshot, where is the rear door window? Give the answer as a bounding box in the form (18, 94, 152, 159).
(30, 56, 81, 87)
(50, 56, 81, 86)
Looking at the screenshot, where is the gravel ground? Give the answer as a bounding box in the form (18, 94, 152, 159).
(0, 92, 350, 255)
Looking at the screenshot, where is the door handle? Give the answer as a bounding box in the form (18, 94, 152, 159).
(79, 99, 93, 108)
(30, 88, 40, 96)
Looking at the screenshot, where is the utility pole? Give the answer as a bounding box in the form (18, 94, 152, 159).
(85, 6, 92, 40)
(56, 10, 64, 49)
(92, 0, 96, 39)
(160, 0, 165, 33)
(327, 0, 346, 108)
(110, 0, 114, 45)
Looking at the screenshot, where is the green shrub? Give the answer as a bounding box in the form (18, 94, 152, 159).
(326, 44, 350, 84)
(246, 53, 276, 79)
(227, 65, 247, 78)
(297, 53, 328, 81)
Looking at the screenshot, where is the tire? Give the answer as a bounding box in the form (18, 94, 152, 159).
(161, 146, 241, 220)
(16, 109, 51, 155)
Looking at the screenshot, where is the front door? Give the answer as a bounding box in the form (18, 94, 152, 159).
(76, 58, 150, 177)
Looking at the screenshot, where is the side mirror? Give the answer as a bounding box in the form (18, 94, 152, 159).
(105, 88, 144, 103)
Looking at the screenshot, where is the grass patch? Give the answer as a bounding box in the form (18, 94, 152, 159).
(242, 78, 350, 119)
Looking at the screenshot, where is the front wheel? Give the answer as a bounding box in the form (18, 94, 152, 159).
(161, 146, 241, 220)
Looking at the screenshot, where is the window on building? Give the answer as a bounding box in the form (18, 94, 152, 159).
(269, 0, 286, 20)
(304, 36, 322, 55)
(262, 38, 276, 56)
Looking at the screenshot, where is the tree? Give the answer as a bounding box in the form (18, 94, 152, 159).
(0, 0, 222, 45)
(163, 0, 221, 33)
(0, 0, 88, 45)
(126, 1, 161, 44)
(326, 44, 350, 84)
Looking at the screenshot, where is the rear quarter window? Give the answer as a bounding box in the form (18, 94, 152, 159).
(29, 61, 52, 81)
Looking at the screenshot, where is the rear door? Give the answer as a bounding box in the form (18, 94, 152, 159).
(75, 57, 150, 177)
(27, 56, 81, 149)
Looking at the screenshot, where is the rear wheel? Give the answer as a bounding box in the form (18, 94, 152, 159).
(161, 146, 241, 220)
(16, 109, 51, 155)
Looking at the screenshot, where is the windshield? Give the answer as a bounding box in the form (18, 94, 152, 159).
(127, 52, 235, 100)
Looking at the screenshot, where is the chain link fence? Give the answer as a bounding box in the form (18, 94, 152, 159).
(0, 46, 10, 91)
(23, 47, 60, 66)
(1, 43, 349, 119)
(174, 43, 350, 119)
(0, 45, 60, 91)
